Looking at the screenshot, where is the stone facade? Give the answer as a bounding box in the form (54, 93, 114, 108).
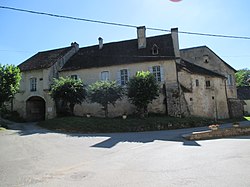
(14, 44, 79, 121)
(180, 46, 237, 99)
(178, 67, 229, 119)
(60, 60, 178, 117)
(13, 28, 238, 121)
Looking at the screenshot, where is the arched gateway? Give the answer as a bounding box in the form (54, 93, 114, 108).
(26, 96, 45, 121)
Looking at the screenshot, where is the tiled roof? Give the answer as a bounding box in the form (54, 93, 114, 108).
(237, 86, 250, 100)
(61, 34, 175, 71)
(18, 46, 72, 71)
(177, 59, 226, 78)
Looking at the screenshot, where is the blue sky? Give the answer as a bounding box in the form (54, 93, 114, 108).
(0, 0, 249, 70)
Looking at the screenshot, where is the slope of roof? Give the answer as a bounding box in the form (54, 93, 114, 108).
(177, 59, 226, 78)
(61, 34, 175, 71)
(18, 46, 72, 72)
(237, 86, 250, 100)
(180, 45, 237, 72)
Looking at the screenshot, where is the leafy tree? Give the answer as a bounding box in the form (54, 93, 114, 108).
(0, 64, 21, 109)
(50, 77, 86, 116)
(235, 68, 250, 87)
(127, 71, 160, 118)
(87, 81, 123, 117)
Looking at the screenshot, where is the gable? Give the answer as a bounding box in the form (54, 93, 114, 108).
(61, 34, 175, 71)
(18, 46, 73, 72)
(180, 46, 236, 73)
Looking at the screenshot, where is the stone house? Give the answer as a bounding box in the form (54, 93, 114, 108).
(14, 43, 79, 121)
(180, 46, 243, 118)
(14, 27, 235, 121)
(237, 86, 250, 115)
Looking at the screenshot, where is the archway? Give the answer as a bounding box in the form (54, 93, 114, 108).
(26, 96, 45, 121)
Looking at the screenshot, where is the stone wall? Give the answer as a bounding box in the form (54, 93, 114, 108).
(228, 98, 244, 118)
(180, 47, 237, 99)
(183, 127, 250, 140)
(178, 69, 229, 119)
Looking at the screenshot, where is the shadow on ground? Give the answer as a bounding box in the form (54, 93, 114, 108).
(5, 120, 250, 149)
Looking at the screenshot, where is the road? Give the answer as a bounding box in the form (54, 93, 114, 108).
(0, 121, 250, 187)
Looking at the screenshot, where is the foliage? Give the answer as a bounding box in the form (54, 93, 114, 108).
(127, 71, 159, 117)
(235, 68, 250, 87)
(0, 64, 21, 109)
(87, 81, 123, 117)
(50, 77, 86, 116)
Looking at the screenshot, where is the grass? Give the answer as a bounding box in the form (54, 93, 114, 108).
(244, 116, 250, 121)
(0, 127, 6, 131)
(38, 115, 215, 134)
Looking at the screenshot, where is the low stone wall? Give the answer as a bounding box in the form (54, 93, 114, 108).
(228, 98, 244, 118)
(183, 127, 250, 140)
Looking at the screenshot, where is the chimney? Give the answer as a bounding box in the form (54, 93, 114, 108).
(137, 26, 146, 49)
(71, 42, 79, 52)
(171, 28, 180, 62)
(98, 37, 103, 49)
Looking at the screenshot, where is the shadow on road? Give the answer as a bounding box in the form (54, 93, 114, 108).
(5, 120, 250, 149)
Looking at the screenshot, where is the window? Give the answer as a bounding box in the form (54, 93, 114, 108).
(120, 69, 129, 86)
(152, 44, 159, 55)
(227, 74, 233, 86)
(195, 79, 199, 86)
(71, 75, 78, 80)
(203, 55, 209, 63)
(101, 71, 109, 81)
(206, 80, 211, 88)
(30, 78, 37, 91)
(152, 66, 162, 82)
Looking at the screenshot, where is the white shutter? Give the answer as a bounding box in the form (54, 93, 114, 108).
(117, 70, 121, 85)
(99, 72, 102, 81)
(160, 66, 164, 83)
(148, 67, 153, 73)
(127, 69, 130, 81)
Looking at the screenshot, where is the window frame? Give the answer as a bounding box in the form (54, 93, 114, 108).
(30, 77, 37, 92)
(70, 74, 78, 80)
(227, 74, 233, 86)
(195, 79, 199, 87)
(152, 65, 162, 82)
(152, 44, 159, 55)
(120, 69, 129, 86)
(100, 71, 110, 81)
(205, 80, 211, 88)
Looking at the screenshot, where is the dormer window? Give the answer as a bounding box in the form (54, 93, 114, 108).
(152, 44, 159, 55)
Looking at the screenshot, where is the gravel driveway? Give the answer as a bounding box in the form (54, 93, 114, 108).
(0, 121, 250, 187)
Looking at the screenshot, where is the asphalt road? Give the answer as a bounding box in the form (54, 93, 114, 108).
(0, 121, 250, 187)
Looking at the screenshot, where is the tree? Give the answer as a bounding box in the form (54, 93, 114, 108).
(0, 64, 21, 109)
(50, 77, 86, 116)
(87, 81, 123, 117)
(235, 68, 250, 87)
(127, 71, 160, 118)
